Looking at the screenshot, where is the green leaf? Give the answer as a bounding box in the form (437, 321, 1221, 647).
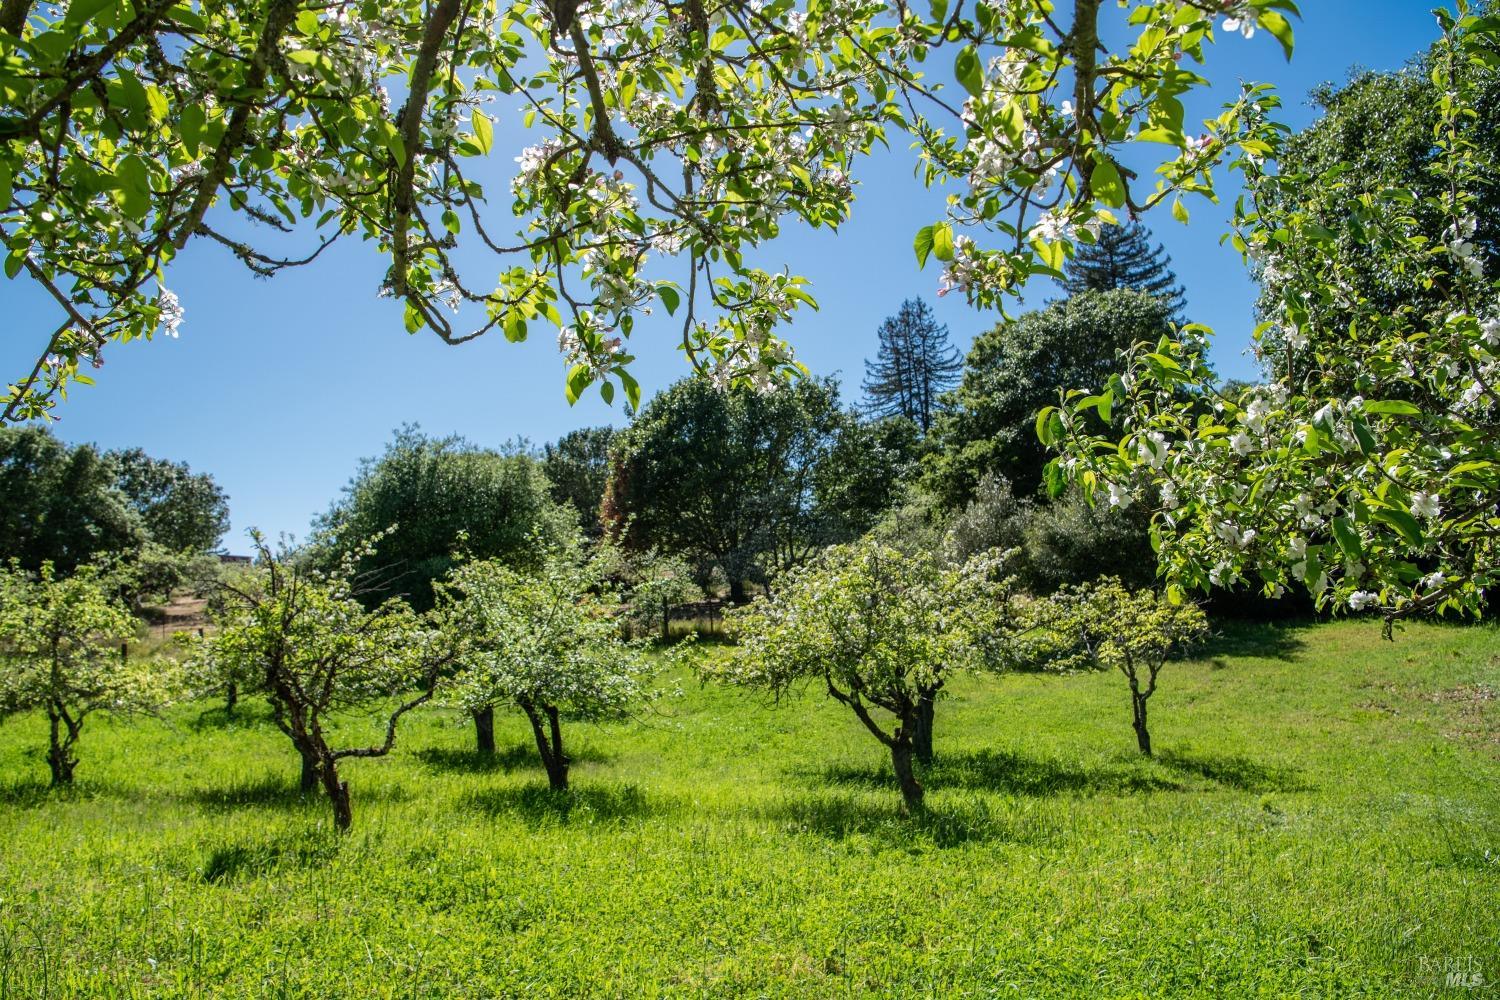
(600, 380, 615, 405)
(1259, 10, 1295, 61)
(564, 363, 591, 405)
(1371, 506, 1424, 547)
(1036, 406, 1063, 446)
(1361, 399, 1422, 416)
(1090, 153, 1125, 208)
(659, 285, 680, 315)
(913, 225, 935, 268)
(1171, 197, 1189, 224)
(931, 223, 954, 263)
(619, 369, 641, 410)
(3, 252, 22, 279)
(1331, 516, 1363, 560)
(64, 0, 115, 26)
(180, 103, 205, 158)
(471, 109, 494, 155)
(954, 46, 984, 99)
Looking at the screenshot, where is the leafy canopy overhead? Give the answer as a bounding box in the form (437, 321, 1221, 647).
(1044, 5, 1500, 628)
(1, 0, 1296, 420)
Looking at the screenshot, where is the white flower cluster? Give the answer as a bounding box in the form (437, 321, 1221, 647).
(157, 285, 184, 338)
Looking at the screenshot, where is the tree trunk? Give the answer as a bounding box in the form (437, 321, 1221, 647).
(661, 596, 670, 642)
(1132, 692, 1152, 756)
(473, 705, 496, 755)
(890, 738, 924, 813)
(523, 701, 570, 791)
(728, 577, 747, 604)
(46, 709, 76, 786)
(299, 748, 320, 792)
(225, 680, 238, 716)
(913, 691, 936, 765)
(319, 758, 353, 831)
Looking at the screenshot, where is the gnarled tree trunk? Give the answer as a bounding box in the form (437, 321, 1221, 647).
(913, 688, 938, 765)
(319, 757, 353, 831)
(890, 738, 924, 813)
(1131, 692, 1152, 756)
(473, 705, 496, 755)
(46, 707, 78, 786)
(522, 700, 570, 791)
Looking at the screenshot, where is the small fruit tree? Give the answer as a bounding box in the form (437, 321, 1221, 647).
(1044, 578, 1208, 756)
(0, 562, 166, 785)
(442, 547, 653, 792)
(715, 538, 1018, 812)
(204, 532, 464, 830)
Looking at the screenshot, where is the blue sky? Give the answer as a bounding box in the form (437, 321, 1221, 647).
(3, 0, 1450, 547)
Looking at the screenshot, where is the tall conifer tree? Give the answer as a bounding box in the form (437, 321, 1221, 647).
(862, 299, 962, 433)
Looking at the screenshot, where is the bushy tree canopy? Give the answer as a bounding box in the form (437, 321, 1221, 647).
(926, 289, 1176, 508)
(0, 426, 146, 572)
(542, 426, 619, 537)
(109, 447, 230, 553)
(316, 426, 570, 610)
(604, 376, 900, 598)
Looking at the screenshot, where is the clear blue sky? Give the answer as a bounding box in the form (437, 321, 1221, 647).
(2, 0, 1450, 548)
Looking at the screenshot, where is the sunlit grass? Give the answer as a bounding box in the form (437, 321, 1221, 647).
(0, 620, 1497, 996)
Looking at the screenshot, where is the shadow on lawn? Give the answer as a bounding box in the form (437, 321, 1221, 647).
(0, 777, 65, 807)
(811, 748, 1184, 798)
(200, 830, 342, 883)
(1199, 622, 1310, 663)
(460, 781, 656, 826)
(1156, 749, 1310, 793)
(185, 774, 322, 812)
(415, 742, 612, 775)
(765, 791, 1055, 849)
(188, 701, 280, 732)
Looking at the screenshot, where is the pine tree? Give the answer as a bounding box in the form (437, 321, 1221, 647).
(1061, 222, 1187, 321)
(862, 299, 962, 433)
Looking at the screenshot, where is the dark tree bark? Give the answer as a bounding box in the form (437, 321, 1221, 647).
(890, 737, 924, 813)
(46, 706, 78, 786)
(728, 577, 748, 604)
(1131, 691, 1152, 756)
(913, 687, 938, 765)
(225, 680, 238, 716)
(473, 705, 496, 755)
(522, 700, 570, 791)
(318, 757, 353, 831)
(298, 746, 319, 791)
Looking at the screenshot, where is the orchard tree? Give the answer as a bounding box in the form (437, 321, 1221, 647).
(600, 545, 705, 642)
(1, 0, 1297, 421)
(1043, 7, 1500, 629)
(716, 539, 1018, 810)
(442, 549, 652, 791)
(1043, 578, 1206, 755)
(204, 532, 464, 830)
(0, 562, 167, 785)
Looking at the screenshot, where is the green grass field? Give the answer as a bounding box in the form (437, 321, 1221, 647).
(1, 620, 1497, 998)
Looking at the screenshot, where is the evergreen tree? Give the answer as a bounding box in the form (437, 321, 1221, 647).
(861, 299, 962, 433)
(1061, 222, 1187, 321)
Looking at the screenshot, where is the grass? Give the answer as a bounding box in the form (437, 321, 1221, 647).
(1, 619, 1497, 997)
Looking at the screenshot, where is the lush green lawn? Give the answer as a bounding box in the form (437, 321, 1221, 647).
(1, 620, 1497, 997)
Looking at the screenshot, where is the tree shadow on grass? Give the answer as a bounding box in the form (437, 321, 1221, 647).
(762, 791, 1055, 849)
(200, 830, 342, 883)
(1199, 622, 1309, 663)
(1156, 749, 1311, 793)
(0, 776, 63, 807)
(415, 742, 612, 775)
(188, 701, 279, 732)
(461, 781, 657, 826)
(809, 748, 1184, 798)
(185, 774, 322, 812)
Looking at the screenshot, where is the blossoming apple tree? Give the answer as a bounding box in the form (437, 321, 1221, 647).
(2, 0, 1295, 420)
(1040, 5, 1499, 629)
